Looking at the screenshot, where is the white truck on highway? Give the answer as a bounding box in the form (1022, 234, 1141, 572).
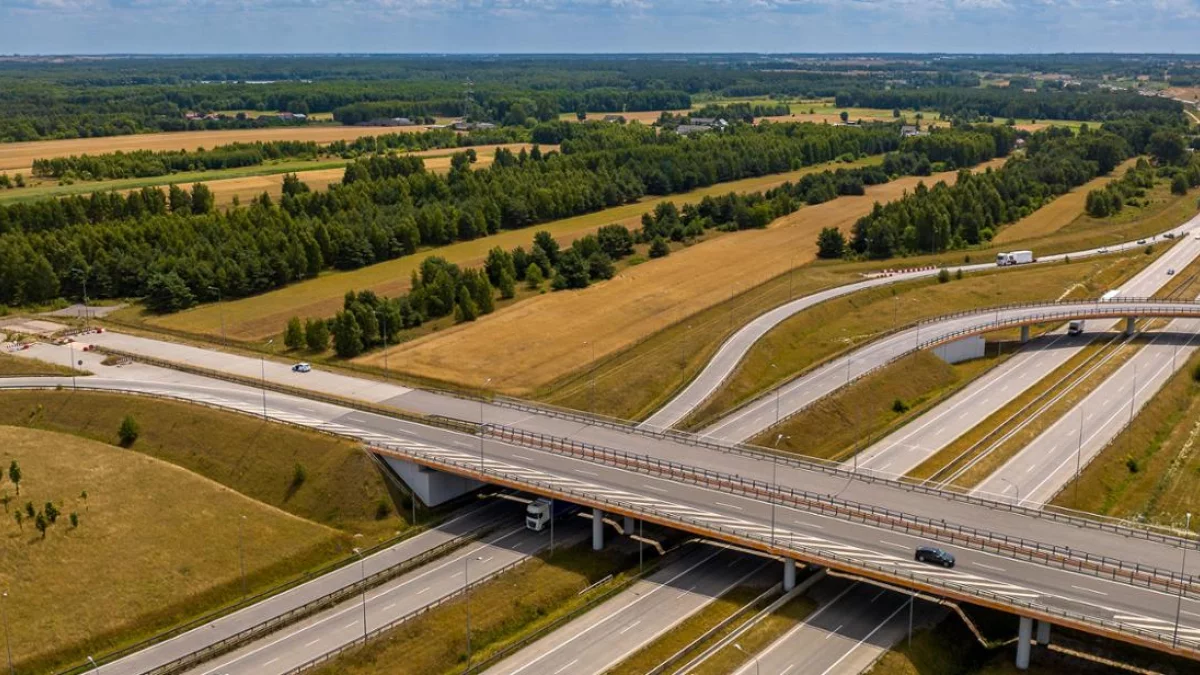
(526, 498, 578, 531)
(996, 250, 1034, 266)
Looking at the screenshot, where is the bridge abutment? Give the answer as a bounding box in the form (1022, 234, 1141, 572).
(592, 507, 605, 550)
(1015, 616, 1033, 669)
(382, 457, 482, 507)
(1125, 316, 1136, 336)
(1019, 325, 1031, 344)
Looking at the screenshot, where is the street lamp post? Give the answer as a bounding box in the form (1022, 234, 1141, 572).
(1, 592, 12, 675)
(207, 286, 226, 347)
(375, 310, 389, 377)
(479, 378, 491, 470)
(1174, 513, 1192, 647)
(87, 656, 99, 673)
(238, 515, 247, 598)
(771, 434, 786, 546)
(465, 555, 482, 670)
(354, 548, 368, 642)
(1000, 477, 1020, 507)
(260, 339, 273, 420)
(69, 340, 77, 390)
(733, 643, 760, 675)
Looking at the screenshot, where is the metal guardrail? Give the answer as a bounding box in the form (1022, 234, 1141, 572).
(482, 425, 1200, 597)
(140, 532, 482, 675)
(280, 555, 530, 675)
(89, 346, 479, 436)
(371, 441, 1200, 660)
(918, 305, 1200, 351)
(79, 344, 1197, 548)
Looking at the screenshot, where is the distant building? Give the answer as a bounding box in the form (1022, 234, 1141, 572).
(675, 124, 712, 136)
(358, 117, 416, 127)
(602, 114, 625, 124)
(900, 125, 928, 138)
(687, 117, 729, 129)
(475, 122, 496, 130)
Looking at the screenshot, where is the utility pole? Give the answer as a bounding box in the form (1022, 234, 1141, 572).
(1, 592, 12, 675)
(260, 339, 273, 420)
(238, 515, 247, 598)
(208, 286, 226, 347)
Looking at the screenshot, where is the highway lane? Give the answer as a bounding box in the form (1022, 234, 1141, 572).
(485, 545, 773, 675)
(649, 222, 1196, 432)
(98, 499, 516, 675)
(184, 521, 581, 675)
(976, 316, 1200, 507)
(727, 578, 942, 675)
(852, 224, 1200, 479)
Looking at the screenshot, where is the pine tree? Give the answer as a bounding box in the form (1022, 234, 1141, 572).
(284, 316, 305, 350)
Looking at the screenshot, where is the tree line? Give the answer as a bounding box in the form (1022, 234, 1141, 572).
(29, 126, 531, 181)
(0, 122, 903, 308)
(834, 88, 1182, 123)
(830, 127, 1138, 259)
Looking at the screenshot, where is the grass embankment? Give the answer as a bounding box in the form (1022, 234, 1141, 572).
(308, 543, 640, 675)
(685, 253, 1146, 431)
(605, 578, 776, 675)
(365, 162, 1003, 396)
(0, 353, 88, 376)
(0, 426, 341, 674)
(687, 595, 818, 675)
(144, 155, 884, 344)
(1052, 346, 1200, 524)
(0, 390, 402, 540)
(752, 350, 1006, 461)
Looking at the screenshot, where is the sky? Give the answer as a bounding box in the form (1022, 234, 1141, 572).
(3, 0, 1200, 55)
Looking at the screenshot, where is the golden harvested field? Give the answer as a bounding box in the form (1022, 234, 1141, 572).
(993, 157, 1138, 244)
(0, 425, 339, 672)
(150, 156, 882, 341)
(202, 143, 533, 207)
(0, 125, 427, 174)
(360, 160, 1004, 394)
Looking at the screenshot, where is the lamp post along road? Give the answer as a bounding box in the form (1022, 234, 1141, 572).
(1174, 513, 1192, 647)
(733, 643, 760, 675)
(260, 339, 273, 420)
(479, 378, 491, 469)
(208, 286, 226, 347)
(354, 548, 367, 641)
(1, 592, 12, 675)
(238, 515, 247, 598)
(375, 310, 389, 377)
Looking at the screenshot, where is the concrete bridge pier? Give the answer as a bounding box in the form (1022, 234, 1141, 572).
(1015, 616, 1033, 670)
(1124, 316, 1137, 336)
(1036, 620, 1051, 645)
(623, 515, 636, 535)
(592, 508, 605, 550)
(783, 558, 797, 592)
(1019, 325, 1031, 344)
(382, 457, 483, 507)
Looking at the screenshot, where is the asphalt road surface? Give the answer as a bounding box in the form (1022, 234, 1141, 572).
(485, 545, 773, 675)
(648, 220, 1198, 431)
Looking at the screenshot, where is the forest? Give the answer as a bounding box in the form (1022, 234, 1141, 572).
(834, 88, 1182, 123)
(0, 121, 904, 308)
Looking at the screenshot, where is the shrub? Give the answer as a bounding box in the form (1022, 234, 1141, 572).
(375, 500, 392, 520)
(648, 237, 670, 259)
(1125, 455, 1141, 474)
(118, 415, 140, 447)
(292, 462, 308, 489)
(892, 398, 910, 413)
(937, 268, 951, 283)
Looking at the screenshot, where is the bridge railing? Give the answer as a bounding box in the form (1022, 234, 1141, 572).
(376, 440, 1200, 661)
(917, 305, 1200, 350)
(481, 424, 1200, 598)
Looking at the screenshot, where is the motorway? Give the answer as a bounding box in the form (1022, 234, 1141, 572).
(185, 521, 583, 675)
(100, 499, 518, 675)
(484, 545, 773, 675)
(647, 222, 1196, 431)
(853, 221, 1200, 480)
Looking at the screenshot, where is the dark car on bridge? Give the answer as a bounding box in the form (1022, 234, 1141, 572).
(915, 546, 956, 568)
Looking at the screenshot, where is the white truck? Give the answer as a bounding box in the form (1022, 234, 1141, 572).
(1068, 320, 1085, 336)
(525, 498, 578, 532)
(996, 250, 1034, 266)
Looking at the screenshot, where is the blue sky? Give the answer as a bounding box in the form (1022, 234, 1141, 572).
(3, 0, 1200, 55)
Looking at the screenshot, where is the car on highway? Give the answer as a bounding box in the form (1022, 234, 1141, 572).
(1097, 247, 1108, 253)
(915, 546, 956, 568)
(1168, 268, 1176, 276)
(292, 362, 312, 373)
(1138, 239, 1148, 245)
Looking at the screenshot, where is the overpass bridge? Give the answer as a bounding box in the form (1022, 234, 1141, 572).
(702, 298, 1200, 443)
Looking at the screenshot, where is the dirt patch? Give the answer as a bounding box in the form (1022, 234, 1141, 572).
(362, 160, 1004, 393)
(0, 318, 67, 336)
